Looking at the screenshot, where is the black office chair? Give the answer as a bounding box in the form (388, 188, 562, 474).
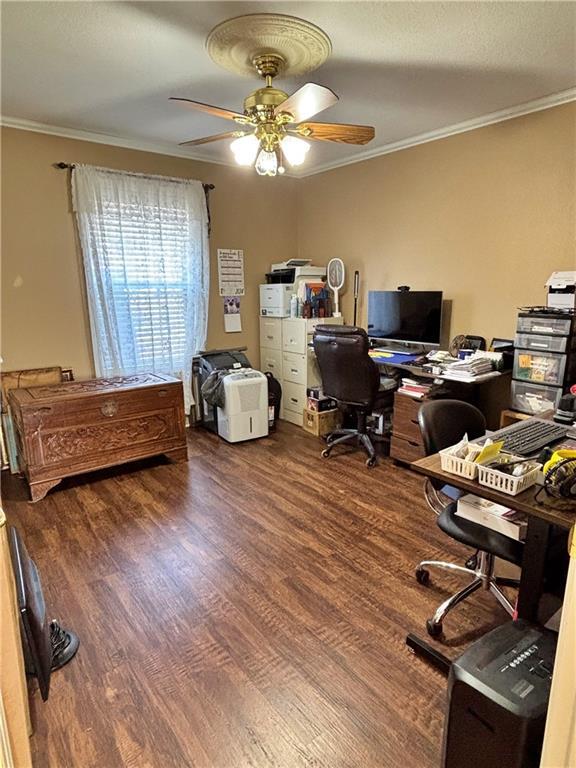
(313, 325, 395, 467)
(416, 399, 523, 637)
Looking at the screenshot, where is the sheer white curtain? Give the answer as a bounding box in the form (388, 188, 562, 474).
(72, 164, 209, 410)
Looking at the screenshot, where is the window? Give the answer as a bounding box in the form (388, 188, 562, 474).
(72, 165, 209, 407)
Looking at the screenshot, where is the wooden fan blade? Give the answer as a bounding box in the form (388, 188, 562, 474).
(275, 83, 338, 124)
(295, 122, 375, 145)
(179, 131, 245, 147)
(170, 97, 244, 122)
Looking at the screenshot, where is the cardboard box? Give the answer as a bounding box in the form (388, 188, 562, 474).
(302, 407, 341, 437)
(306, 396, 337, 413)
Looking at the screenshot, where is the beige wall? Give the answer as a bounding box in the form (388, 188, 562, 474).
(1, 103, 575, 379)
(297, 103, 576, 344)
(0, 128, 298, 377)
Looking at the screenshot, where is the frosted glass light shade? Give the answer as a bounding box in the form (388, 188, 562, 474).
(230, 134, 259, 166)
(255, 149, 278, 176)
(281, 135, 310, 166)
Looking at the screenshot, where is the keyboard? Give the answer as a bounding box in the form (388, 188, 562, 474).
(486, 418, 568, 457)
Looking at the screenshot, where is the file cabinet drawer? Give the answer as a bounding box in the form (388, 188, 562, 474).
(390, 435, 426, 464)
(283, 381, 307, 414)
(305, 317, 340, 334)
(282, 352, 306, 385)
(282, 408, 303, 427)
(260, 347, 283, 379)
(392, 392, 424, 441)
(283, 351, 321, 387)
(390, 434, 426, 464)
(259, 317, 282, 350)
(282, 319, 307, 354)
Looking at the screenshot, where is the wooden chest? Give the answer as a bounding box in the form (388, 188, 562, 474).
(9, 373, 187, 502)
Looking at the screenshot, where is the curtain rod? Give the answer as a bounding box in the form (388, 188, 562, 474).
(54, 162, 215, 191)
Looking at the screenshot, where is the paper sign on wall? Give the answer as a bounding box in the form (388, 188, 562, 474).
(224, 296, 242, 333)
(218, 249, 244, 296)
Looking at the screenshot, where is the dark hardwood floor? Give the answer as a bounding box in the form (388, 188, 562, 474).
(3, 423, 509, 768)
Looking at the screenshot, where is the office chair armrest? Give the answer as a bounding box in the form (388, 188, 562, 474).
(379, 376, 398, 392)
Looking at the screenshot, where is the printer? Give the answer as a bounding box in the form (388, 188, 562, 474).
(266, 259, 327, 284)
(260, 259, 327, 317)
(259, 283, 294, 317)
(546, 271, 576, 311)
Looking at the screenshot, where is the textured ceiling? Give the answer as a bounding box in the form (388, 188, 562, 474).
(2, 1, 575, 174)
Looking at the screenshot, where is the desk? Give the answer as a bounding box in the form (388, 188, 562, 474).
(377, 367, 511, 463)
(375, 360, 511, 431)
(412, 454, 575, 622)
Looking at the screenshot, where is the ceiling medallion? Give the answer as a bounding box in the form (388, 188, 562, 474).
(206, 13, 332, 78)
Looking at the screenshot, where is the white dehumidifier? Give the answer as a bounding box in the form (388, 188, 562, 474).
(216, 369, 269, 443)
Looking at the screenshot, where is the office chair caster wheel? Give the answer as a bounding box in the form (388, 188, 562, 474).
(415, 567, 430, 586)
(321, 449, 331, 459)
(426, 619, 443, 638)
(366, 457, 377, 468)
(465, 553, 478, 570)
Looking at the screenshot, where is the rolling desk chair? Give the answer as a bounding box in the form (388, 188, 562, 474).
(313, 325, 395, 467)
(416, 399, 523, 637)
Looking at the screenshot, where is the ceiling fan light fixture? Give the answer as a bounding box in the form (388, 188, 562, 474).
(280, 135, 310, 167)
(173, 15, 374, 176)
(255, 148, 278, 176)
(230, 133, 259, 165)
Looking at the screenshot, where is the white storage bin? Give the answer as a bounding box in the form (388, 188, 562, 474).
(477, 463, 540, 496)
(516, 315, 572, 336)
(511, 381, 562, 415)
(514, 333, 568, 353)
(513, 349, 566, 386)
(439, 448, 479, 479)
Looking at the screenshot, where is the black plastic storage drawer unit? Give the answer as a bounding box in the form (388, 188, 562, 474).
(512, 310, 575, 415)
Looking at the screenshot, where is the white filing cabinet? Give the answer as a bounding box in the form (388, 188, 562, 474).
(260, 316, 341, 426)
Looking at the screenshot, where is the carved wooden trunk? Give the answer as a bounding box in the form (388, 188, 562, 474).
(9, 373, 188, 502)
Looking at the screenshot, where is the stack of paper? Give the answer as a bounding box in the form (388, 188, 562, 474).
(443, 356, 493, 381)
(456, 494, 527, 540)
(397, 378, 431, 399)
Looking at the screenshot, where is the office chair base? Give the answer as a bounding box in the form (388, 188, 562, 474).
(416, 553, 520, 638)
(322, 428, 378, 467)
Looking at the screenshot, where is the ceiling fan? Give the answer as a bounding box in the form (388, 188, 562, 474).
(171, 14, 375, 176)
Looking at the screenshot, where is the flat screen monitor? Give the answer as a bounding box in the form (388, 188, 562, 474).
(367, 290, 443, 346)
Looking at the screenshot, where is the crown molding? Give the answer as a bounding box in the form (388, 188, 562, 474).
(2, 86, 575, 178)
(0, 116, 235, 168)
(295, 87, 576, 177)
